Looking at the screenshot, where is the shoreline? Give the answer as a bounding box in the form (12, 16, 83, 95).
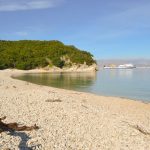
(12, 77, 149, 104)
(0, 69, 150, 149)
(11, 68, 149, 103)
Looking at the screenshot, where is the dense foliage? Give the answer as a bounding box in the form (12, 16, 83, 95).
(0, 40, 96, 70)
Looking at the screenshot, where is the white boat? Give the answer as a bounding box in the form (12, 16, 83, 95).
(118, 64, 136, 69)
(104, 64, 136, 69)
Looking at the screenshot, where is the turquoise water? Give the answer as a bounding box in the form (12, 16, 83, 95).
(14, 68, 150, 101)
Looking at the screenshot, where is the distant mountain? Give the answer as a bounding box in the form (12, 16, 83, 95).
(97, 59, 150, 68)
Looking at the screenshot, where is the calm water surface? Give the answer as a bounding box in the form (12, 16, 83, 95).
(14, 68, 150, 101)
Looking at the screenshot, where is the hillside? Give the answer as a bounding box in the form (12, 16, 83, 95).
(0, 40, 96, 70)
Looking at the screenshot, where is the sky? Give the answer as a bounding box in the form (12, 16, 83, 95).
(0, 0, 150, 59)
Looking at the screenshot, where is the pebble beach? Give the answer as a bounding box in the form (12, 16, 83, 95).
(0, 69, 150, 150)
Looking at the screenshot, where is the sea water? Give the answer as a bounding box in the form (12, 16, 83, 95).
(14, 68, 150, 102)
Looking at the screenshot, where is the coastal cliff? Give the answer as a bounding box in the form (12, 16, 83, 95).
(43, 63, 98, 72)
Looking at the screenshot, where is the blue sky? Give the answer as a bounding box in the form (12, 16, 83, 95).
(0, 0, 150, 59)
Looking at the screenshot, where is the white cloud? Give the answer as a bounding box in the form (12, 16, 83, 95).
(102, 2, 150, 30)
(15, 31, 28, 36)
(0, 0, 63, 11)
(86, 2, 150, 40)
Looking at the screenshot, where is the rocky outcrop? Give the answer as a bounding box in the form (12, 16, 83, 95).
(43, 63, 98, 72)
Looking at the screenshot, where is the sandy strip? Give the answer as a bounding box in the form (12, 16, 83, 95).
(0, 69, 150, 150)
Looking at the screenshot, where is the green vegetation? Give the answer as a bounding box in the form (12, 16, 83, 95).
(0, 40, 96, 70)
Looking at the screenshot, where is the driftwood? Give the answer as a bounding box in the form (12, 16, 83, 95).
(0, 116, 39, 133)
(45, 99, 62, 102)
(122, 121, 150, 136)
(131, 125, 150, 136)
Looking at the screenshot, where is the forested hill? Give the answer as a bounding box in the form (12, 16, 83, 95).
(0, 40, 96, 70)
